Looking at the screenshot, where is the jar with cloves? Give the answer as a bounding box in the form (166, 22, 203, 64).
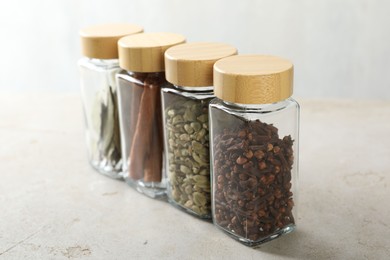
(209, 55, 299, 246)
(163, 42, 237, 218)
(116, 32, 186, 198)
(79, 23, 143, 179)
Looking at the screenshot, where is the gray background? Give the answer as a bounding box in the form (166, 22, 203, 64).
(1, 0, 389, 99)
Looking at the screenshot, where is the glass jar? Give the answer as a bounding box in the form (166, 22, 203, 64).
(116, 32, 186, 198)
(162, 42, 237, 218)
(209, 55, 299, 246)
(78, 23, 143, 179)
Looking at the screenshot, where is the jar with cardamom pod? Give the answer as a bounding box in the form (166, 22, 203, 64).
(209, 55, 299, 246)
(79, 23, 143, 179)
(116, 32, 186, 198)
(162, 42, 237, 218)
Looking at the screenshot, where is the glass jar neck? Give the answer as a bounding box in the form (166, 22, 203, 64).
(221, 98, 292, 111)
(81, 57, 119, 70)
(87, 58, 118, 64)
(173, 85, 214, 92)
(126, 71, 165, 77)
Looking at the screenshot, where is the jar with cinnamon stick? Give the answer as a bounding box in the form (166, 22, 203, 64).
(116, 32, 186, 198)
(163, 42, 237, 218)
(79, 23, 143, 179)
(210, 55, 299, 246)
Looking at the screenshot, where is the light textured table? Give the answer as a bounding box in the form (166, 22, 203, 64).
(0, 93, 389, 259)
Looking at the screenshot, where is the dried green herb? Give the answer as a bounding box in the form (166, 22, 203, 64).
(90, 73, 122, 175)
(164, 92, 213, 217)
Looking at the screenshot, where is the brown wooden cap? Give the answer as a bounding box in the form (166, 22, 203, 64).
(214, 55, 294, 104)
(118, 32, 186, 72)
(79, 23, 144, 59)
(164, 42, 237, 87)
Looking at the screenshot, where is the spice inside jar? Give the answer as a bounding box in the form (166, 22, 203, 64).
(116, 32, 186, 198)
(209, 55, 299, 246)
(163, 42, 237, 218)
(78, 23, 143, 179)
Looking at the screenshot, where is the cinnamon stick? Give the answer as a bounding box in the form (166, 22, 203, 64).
(128, 82, 158, 180)
(143, 121, 163, 182)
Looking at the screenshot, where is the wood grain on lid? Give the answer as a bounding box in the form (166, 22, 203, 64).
(213, 55, 294, 104)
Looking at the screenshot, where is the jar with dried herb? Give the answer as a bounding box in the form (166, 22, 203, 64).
(116, 32, 186, 198)
(162, 42, 237, 218)
(209, 55, 299, 246)
(79, 23, 143, 179)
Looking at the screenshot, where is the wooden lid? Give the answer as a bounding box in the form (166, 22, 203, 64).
(79, 23, 143, 59)
(164, 42, 237, 87)
(118, 32, 186, 72)
(214, 55, 294, 104)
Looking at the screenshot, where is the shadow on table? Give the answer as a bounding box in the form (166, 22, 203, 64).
(254, 229, 334, 259)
